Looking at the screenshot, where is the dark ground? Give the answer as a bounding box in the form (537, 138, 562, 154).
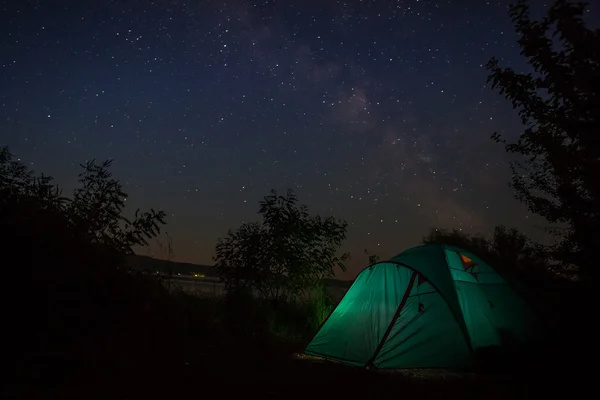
(4, 268, 593, 400)
(9, 354, 589, 400)
(7, 322, 591, 400)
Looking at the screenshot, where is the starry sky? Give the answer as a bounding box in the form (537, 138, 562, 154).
(2, 0, 598, 278)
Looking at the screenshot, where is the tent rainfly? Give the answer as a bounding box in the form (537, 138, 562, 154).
(303, 243, 541, 369)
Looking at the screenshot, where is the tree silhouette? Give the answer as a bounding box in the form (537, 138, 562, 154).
(364, 249, 381, 265)
(423, 225, 552, 286)
(67, 158, 166, 256)
(485, 0, 600, 284)
(0, 145, 166, 269)
(423, 228, 489, 256)
(1, 146, 170, 381)
(214, 189, 349, 302)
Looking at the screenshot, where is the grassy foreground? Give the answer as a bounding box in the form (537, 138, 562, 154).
(4, 267, 593, 400)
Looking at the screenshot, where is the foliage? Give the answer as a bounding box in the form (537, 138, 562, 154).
(66, 158, 166, 256)
(220, 286, 334, 350)
(0, 146, 166, 263)
(423, 225, 553, 285)
(423, 228, 489, 255)
(214, 189, 349, 301)
(485, 0, 600, 283)
(303, 283, 334, 331)
(1, 146, 170, 391)
(364, 248, 381, 265)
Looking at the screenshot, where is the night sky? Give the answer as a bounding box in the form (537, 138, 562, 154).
(2, 0, 598, 278)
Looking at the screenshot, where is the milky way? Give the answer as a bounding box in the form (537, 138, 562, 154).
(3, 0, 596, 277)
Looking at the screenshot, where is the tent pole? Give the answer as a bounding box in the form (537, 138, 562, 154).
(365, 270, 417, 369)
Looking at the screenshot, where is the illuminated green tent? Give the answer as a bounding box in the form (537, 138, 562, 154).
(304, 244, 541, 369)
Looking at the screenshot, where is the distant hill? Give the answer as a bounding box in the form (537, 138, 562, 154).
(127, 255, 218, 277)
(127, 254, 352, 288)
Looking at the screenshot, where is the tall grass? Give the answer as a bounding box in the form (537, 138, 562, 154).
(303, 283, 334, 332)
(171, 280, 338, 357)
(260, 283, 334, 349)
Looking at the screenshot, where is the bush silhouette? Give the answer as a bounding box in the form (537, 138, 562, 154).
(215, 189, 349, 302)
(0, 146, 172, 387)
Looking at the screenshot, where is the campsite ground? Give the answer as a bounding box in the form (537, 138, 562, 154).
(7, 268, 591, 399)
(14, 348, 581, 399)
(10, 298, 587, 400)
